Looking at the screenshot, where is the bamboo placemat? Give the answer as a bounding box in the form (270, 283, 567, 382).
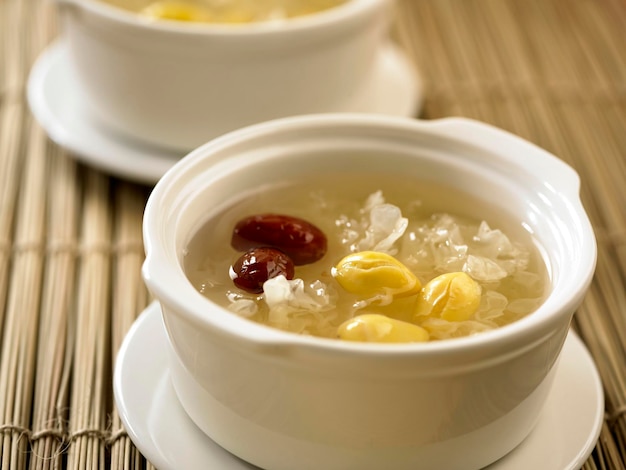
(0, 0, 624, 468)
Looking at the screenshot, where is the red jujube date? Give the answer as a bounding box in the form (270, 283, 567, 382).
(231, 214, 327, 265)
(230, 247, 295, 294)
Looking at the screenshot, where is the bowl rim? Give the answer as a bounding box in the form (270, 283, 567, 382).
(57, 0, 388, 36)
(142, 114, 597, 357)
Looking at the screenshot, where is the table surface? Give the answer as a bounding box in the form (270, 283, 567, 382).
(1, 0, 625, 469)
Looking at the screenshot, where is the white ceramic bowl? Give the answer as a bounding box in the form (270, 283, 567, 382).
(55, 0, 393, 151)
(142, 114, 596, 470)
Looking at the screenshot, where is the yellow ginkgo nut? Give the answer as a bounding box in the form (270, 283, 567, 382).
(338, 314, 430, 343)
(332, 251, 421, 303)
(413, 272, 482, 323)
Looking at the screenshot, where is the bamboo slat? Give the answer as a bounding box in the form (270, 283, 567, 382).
(108, 182, 150, 470)
(29, 148, 78, 470)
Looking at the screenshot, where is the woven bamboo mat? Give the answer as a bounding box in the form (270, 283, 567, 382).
(0, 0, 624, 468)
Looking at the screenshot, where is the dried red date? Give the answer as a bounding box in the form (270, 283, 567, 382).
(230, 247, 295, 294)
(231, 214, 327, 265)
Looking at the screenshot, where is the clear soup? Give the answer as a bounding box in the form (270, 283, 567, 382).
(184, 172, 549, 342)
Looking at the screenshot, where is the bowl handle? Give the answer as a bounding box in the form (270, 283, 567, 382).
(424, 117, 582, 198)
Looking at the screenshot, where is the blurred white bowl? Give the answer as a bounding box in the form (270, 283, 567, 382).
(142, 114, 596, 470)
(55, 0, 395, 151)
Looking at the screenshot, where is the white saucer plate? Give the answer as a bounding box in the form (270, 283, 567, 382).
(27, 40, 422, 185)
(114, 302, 604, 470)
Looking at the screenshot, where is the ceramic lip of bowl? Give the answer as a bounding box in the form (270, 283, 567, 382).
(55, 0, 387, 37)
(142, 113, 597, 360)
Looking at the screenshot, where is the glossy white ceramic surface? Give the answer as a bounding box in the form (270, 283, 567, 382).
(26, 40, 421, 183)
(141, 115, 597, 469)
(114, 301, 604, 470)
(54, 0, 395, 150)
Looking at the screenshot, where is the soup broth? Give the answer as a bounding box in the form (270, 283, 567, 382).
(184, 173, 549, 342)
(102, 0, 348, 23)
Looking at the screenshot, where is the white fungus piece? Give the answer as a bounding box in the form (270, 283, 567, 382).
(474, 290, 508, 321)
(507, 297, 543, 315)
(362, 204, 409, 254)
(510, 271, 543, 291)
(463, 254, 509, 282)
(473, 221, 516, 256)
(423, 215, 469, 272)
(263, 275, 335, 327)
(227, 298, 258, 318)
(472, 221, 530, 274)
(345, 191, 408, 255)
(363, 190, 386, 211)
(420, 317, 495, 340)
